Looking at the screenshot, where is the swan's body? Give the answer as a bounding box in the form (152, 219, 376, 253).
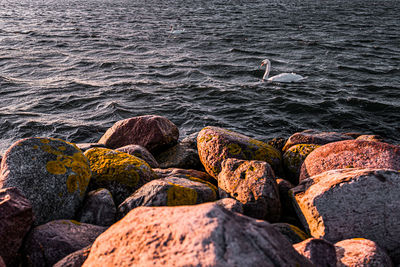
(170, 26, 185, 34)
(261, 59, 305, 82)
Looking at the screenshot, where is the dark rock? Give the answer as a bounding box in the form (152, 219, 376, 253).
(272, 223, 309, 244)
(154, 168, 216, 186)
(155, 141, 203, 170)
(116, 144, 159, 168)
(0, 137, 91, 225)
(53, 245, 91, 267)
(294, 238, 337, 267)
(75, 143, 106, 152)
(214, 198, 244, 214)
(267, 137, 287, 152)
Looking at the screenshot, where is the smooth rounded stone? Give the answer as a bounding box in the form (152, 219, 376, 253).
(0, 187, 33, 266)
(335, 238, 393, 267)
(282, 129, 353, 152)
(0, 137, 91, 225)
(23, 220, 106, 267)
(154, 168, 216, 185)
(215, 198, 244, 214)
(218, 158, 281, 222)
(75, 143, 106, 152)
(155, 141, 203, 170)
(118, 176, 217, 218)
(294, 238, 337, 267)
(356, 134, 385, 142)
(290, 168, 400, 263)
(77, 188, 116, 227)
(272, 223, 309, 244)
(98, 115, 179, 153)
(53, 245, 91, 267)
(82, 202, 313, 267)
(283, 144, 320, 184)
(299, 140, 400, 182)
(197, 126, 282, 178)
(116, 144, 159, 168)
(84, 147, 156, 205)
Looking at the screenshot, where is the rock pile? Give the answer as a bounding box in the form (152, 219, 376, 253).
(0, 115, 398, 266)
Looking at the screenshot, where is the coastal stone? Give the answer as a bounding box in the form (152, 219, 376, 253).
(0, 187, 33, 266)
(218, 158, 281, 222)
(276, 178, 296, 219)
(98, 115, 179, 153)
(0, 137, 91, 225)
(155, 140, 203, 170)
(154, 167, 216, 185)
(75, 143, 106, 152)
(116, 144, 159, 168)
(0, 257, 4, 267)
(282, 129, 353, 151)
(335, 238, 393, 267)
(23, 220, 106, 267)
(214, 198, 244, 214)
(294, 238, 337, 267)
(272, 223, 309, 244)
(299, 140, 400, 181)
(283, 144, 320, 184)
(267, 137, 287, 152)
(291, 168, 400, 263)
(84, 147, 156, 205)
(118, 176, 217, 217)
(197, 126, 282, 178)
(53, 245, 91, 267)
(77, 188, 116, 226)
(356, 134, 385, 142)
(83, 202, 313, 267)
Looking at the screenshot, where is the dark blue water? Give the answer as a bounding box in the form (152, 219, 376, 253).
(0, 0, 399, 153)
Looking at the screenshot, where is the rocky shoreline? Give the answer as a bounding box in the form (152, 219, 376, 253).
(0, 115, 399, 266)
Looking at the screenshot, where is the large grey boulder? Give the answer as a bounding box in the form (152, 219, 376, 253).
(294, 238, 337, 267)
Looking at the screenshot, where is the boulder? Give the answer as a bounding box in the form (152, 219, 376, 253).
(83, 203, 313, 266)
(154, 168, 216, 185)
(267, 137, 287, 152)
(0, 137, 91, 225)
(75, 143, 106, 152)
(282, 144, 320, 184)
(293, 238, 337, 267)
(335, 238, 393, 267)
(23, 220, 106, 267)
(282, 129, 353, 151)
(155, 141, 203, 170)
(53, 245, 91, 267)
(84, 148, 156, 205)
(291, 168, 400, 263)
(116, 144, 159, 168)
(0, 187, 33, 266)
(77, 189, 116, 226)
(118, 176, 217, 218)
(356, 134, 385, 142)
(98, 115, 179, 152)
(0, 257, 4, 267)
(218, 158, 280, 222)
(197, 126, 282, 178)
(272, 223, 309, 244)
(299, 140, 400, 182)
(276, 178, 297, 221)
(214, 198, 244, 214)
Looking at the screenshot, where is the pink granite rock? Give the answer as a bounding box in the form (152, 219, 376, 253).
(299, 140, 400, 182)
(83, 202, 313, 266)
(294, 238, 337, 267)
(116, 144, 159, 168)
(98, 115, 179, 152)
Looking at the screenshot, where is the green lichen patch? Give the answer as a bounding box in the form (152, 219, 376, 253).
(166, 183, 198, 206)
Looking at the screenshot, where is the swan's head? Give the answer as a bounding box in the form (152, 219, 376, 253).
(260, 59, 270, 67)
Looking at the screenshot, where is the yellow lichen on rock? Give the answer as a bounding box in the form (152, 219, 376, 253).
(46, 160, 67, 175)
(288, 224, 309, 241)
(167, 183, 198, 206)
(228, 143, 242, 155)
(185, 175, 218, 199)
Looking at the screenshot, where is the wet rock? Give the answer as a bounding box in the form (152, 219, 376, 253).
(53, 245, 91, 267)
(23, 220, 106, 267)
(356, 134, 385, 142)
(214, 198, 244, 214)
(0, 137, 91, 225)
(0, 187, 33, 266)
(154, 167, 216, 185)
(282, 129, 353, 152)
(84, 147, 156, 205)
(98, 115, 179, 153)
(116, 144, 159, 168)
(218, 158, 280, 222)
(118, 176, 217, 218)
(77, 188, 116, 227)
(283, 144, 320, 184)
(294, 238, 337, 267)
(299, 140, 400, 182)
(197, 126, 282, 178)
(335, 238, 393, 267)
(272, 223, 309, 244)
(75, 143, 106, 152)
(291, 168, 400, 264)
(83, 202, 313, 267)
(155, 140, 203, 170)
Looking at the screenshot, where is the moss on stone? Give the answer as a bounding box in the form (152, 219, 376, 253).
(166, 183, 198, 206)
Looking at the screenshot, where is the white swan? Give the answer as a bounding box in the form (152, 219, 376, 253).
(261, 59, 305, 82)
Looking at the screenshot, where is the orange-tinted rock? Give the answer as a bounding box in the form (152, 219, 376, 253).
(299, 140, 400, 182)
(291, 168, 400, 264)
(53, 245, 91, 267)
(83, 203, 313, 266)
(23, 220, 106, 267)
(98, 115, 179, 152)
(356, 134, 386, 142)
(154, 168, 216, 185)
(294, 238, 337, 267)
(197, 126, 282, 178)
(116, 144, 159, 168)
(0, 187, 33, 266)
(335, 238, 393, 267)
(218, 158, 281, 222)
(282, 130, 353, 152)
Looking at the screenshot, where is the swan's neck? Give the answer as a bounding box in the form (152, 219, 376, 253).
(263, 62, 270, 80)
